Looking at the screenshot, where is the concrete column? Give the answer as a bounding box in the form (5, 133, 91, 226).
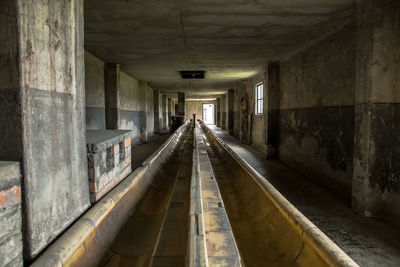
(239, 82, 250, 144)
(228, 89, 235, 135)
(216, 98, 221, 127)
(266, 62, 280, 158)
(0, 0, 90, 259)
(221, 94, 227, 130)
(168, 98, 172, 127)
(154, 89, 160, 133)
(177, 92, 185, 116)
(139, 81, 148, 143)
(105, 63, 120, 129)
(352, 0, 400, 227)
(162, 94, 167, 130)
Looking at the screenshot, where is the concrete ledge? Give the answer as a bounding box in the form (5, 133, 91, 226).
(32, 121, 190, 267)
(86, 130, 132, 153)
(200, 121, 358, 267)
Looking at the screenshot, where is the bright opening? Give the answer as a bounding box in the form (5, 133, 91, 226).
(202, 104, 215, 125)
(255, 82, 263, 115)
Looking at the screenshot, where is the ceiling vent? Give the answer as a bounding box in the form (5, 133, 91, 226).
(180, 70, 205, 79)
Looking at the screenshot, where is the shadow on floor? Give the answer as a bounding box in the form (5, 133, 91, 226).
(208, 125, 400, 267)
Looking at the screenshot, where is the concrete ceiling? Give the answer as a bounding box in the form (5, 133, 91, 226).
(84, 0, 354, 96)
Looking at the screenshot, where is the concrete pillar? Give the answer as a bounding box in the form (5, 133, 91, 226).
(162, 94, 167, 130)
(266, 62, 280, 158)
(239, 82, 250, 144)
(352, 0, 400, 227)
(228, 89, 235, 135)
(216, 98, 221, 127)
(221, 94, 227, 130)
(177, 92, 185, 116)
(105, 63, 120, 130)
(139, 81, 148, 143)
(168, 98, 172, 127)
(154, 89, 160, 133)
(0, 0, 90, 259)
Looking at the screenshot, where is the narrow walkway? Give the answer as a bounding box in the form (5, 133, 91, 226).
(208, 125, 400, 267)
(131, 133, 171, 170)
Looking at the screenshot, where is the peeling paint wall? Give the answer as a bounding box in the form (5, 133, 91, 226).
(231, 70, 268, 153)
(85, 51, 105, 130)
(352, 0, 400, 227)
(147, 86, 154, 136)
(85, 54, 155, 141)
(118, 71, 141, 144)
(278, 23, 356, 198)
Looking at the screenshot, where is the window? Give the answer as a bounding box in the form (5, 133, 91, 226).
(255, 82, 263, 115)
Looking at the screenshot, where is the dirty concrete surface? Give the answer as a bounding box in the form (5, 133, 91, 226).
(208, 125, 400, 267)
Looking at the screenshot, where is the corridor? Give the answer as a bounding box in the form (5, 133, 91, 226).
(1, 0, 400, 266)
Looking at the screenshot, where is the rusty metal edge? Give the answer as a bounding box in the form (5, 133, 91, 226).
(31, 121, 191, 267)
(200, 122, 359, 267)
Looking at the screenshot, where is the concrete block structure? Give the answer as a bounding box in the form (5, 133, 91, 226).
(86, 130, 133, 203)
(0, 162, 23, 267)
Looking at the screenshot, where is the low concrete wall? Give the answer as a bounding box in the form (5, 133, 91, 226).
(87, 130, 133, 203)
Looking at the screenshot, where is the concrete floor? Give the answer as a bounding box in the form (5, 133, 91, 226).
(208, 125, 400, 267)
(131, 134, 171, 170)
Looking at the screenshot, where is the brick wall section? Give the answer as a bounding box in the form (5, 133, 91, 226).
(87, 131, 132, 203)
(0, 162, 23, 266)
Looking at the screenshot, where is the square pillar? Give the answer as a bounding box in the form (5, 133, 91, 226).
(352, 0, 400, 227)
(177, 92, 185, 117)
(162, 94, 167, 130)
(139, 81, 148, 143)
(216, 98, 221, 127)
(168, 98, 172, 127)
(228, 89, 235, 135)
(0, 0, 90, 259)
(154, 89, 160, 133)
(221, 94, 227, 130)
(105, 63, 120, 130)
(266, 62, 280, 158)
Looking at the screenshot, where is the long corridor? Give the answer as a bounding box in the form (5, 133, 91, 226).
(2, 1, 400, 266)
(74, 121, 361, 267)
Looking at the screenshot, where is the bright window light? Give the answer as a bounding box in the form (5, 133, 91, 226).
(255, 82, 263, 115)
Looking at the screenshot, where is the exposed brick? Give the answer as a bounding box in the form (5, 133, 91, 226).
(124, 137, 131, 148)
(86, 132, 133, 204)
(0, 185, 20, 208)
